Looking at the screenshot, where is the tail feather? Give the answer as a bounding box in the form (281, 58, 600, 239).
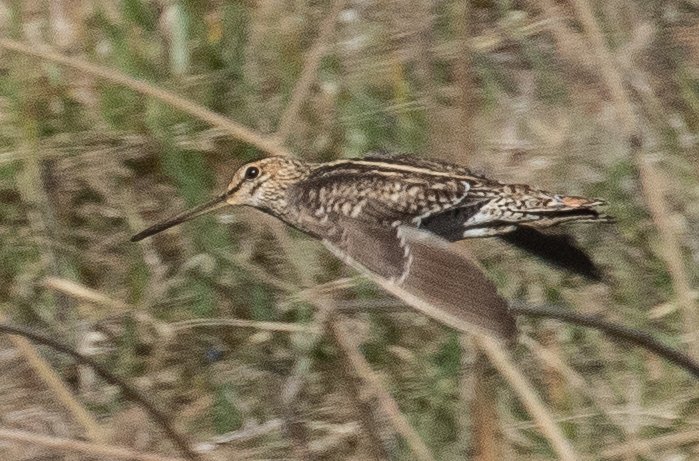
(421, 188, 611, 280)
(523, 207, 614, 228)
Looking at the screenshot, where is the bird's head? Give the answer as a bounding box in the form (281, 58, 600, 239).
(131, 156, 308, 241)
(223, 156, 308, 208)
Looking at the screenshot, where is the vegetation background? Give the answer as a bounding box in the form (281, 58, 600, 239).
(0, 0, 697, 460)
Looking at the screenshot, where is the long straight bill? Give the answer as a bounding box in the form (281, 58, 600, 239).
(131, 194, 228, 242)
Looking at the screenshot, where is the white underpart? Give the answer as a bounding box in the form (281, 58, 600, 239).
(461, 225, 517, 238)
(395, 226, 413, 284)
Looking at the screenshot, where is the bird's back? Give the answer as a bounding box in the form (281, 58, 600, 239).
(292, 153, 607, 234)
(292, 153, 498, 227)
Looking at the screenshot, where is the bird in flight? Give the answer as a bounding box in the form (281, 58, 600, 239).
(132, 153, 611, 341)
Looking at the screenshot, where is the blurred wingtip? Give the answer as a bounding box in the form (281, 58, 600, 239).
(500, 227, 604, 281)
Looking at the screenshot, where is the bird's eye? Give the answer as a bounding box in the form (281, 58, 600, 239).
(244, 166, 260, 180)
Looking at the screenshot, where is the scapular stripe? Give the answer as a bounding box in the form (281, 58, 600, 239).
(316, 159, 488, 183)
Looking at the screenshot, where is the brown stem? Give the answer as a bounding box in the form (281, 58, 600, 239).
(0, 324, 202, 461)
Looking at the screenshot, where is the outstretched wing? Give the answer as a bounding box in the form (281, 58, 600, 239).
(303, 215, 516, 340)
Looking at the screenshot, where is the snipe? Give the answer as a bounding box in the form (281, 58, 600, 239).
(132, 153, 611, 340)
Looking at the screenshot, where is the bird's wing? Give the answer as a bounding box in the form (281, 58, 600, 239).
(291, 161, 491, 226)
(304, 215, 516, 341)
(301, 153, 605, 281)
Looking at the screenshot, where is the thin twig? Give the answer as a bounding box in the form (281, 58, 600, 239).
(0, 427, 186, 461)
(170, 318, 316, 333)
(0, 39, 289, 157)
(275, 0, 345, 142)
(512, 304, 699, 379)
(0, 313, 107, 443)
(601, 429, 699, 459)
(0, 323, 201, 461)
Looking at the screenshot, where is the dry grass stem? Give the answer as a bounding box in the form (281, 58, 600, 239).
(170, 318, 317, 333)
(43, 276, 130, 311)
(468, 348, 502, 461)
(42, 276, 161, 329)
(0, 39, 290, 157)
(0, 427, 186, 461)
(293, 277, 357, 300)
(476, 337, 578, 461)
(601, 429, 699, 459)
(275, 0, 345, 142)
(568, 0, 635, 132)
(520, 335, 641, 443)
(194, 419, 283, 453)
(636, 158, 698, 355)
(452, 0, 476, 159)
(529, 0, 596, 71)
(330, 317, 436, 461)
(220, 251, 299, 293)
(566, 0, 697, 357)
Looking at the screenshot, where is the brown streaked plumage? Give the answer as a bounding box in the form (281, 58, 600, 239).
(131, 153, 612, 340)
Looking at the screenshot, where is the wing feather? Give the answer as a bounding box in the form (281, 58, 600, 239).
(316, 216, 516, 340)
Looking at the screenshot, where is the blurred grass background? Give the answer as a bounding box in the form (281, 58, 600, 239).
(0, 0, 698, 460)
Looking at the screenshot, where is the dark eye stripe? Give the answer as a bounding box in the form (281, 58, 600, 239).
(226, 170, 265, 197)
(226, 181, 243, 196)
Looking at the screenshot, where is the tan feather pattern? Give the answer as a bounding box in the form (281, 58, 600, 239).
(133, 153, 612, 339)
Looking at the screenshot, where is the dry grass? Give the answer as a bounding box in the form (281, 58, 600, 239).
(0, 1, 698, 460)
